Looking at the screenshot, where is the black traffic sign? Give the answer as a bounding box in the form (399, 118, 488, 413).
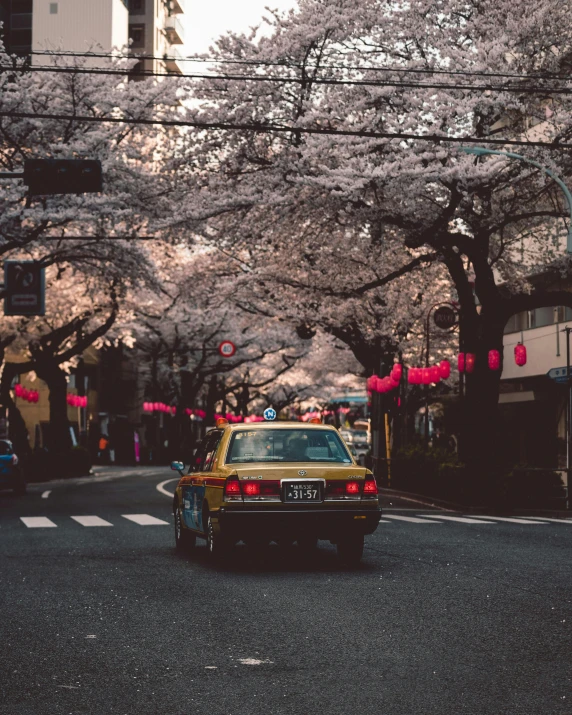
(433, 306, 458, 330)
(24, 159, 103, 196)
(4, 261, 45, 316)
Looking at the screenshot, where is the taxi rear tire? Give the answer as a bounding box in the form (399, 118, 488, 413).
(174, 507, 196, 552)
(336, 534, 364, 566)
(206, 515, 228, 561)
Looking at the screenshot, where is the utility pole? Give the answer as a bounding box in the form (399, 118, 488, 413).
(564, 327, 572, 475)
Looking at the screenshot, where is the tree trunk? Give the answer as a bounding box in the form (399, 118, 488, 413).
(0, 364, 31, 457)
(35, 362, 71, 453)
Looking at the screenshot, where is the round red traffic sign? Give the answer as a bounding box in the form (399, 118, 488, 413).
(218, 340, 236, 358)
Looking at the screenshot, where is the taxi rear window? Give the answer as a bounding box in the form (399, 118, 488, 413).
(226, 429, 352, 464)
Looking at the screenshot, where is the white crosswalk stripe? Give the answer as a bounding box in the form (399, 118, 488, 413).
(420, 514, 497, 524)
(524, 517, 572, 524)
(20, 517, 57, 528)
(71, 516, 113, 527)
(470, 516, 547, 524)
(121, 514, 170, 526)
(385, 514, 441, 524)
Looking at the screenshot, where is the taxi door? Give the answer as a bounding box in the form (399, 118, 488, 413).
(181, 431, 222, 533)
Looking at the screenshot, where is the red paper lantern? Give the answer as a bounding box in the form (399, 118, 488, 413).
(407, 368, 416, 384)
(488, 349, 501, 371)
(421, 368, 432, 385)
(439, 360, 451, 379)
(171, 406, 176, 415)
(14, 384, 23, 397)
(390, 364, 403, 382)
(430, 365, 441, 383)
(457, 353, 465, 373)
(514, 343, 527, 367)
(465, 353, 476, 373)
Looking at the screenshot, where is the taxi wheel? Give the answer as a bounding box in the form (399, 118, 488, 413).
(336, 534, 364, 566)
(206, 515, 228, 561)
(174, 508, 196, 552)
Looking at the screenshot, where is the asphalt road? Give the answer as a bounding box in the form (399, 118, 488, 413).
(1, 467, 571, 715)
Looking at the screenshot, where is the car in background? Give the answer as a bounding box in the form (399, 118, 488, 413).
(0, 440, 26, 495)
(339, 428, 370, 464)
(172, 421, 380, 565)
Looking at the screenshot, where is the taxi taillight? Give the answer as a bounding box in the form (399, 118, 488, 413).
(346, 481, 360, 494)
(363, 476, 378, 496)
(242, 482, 260, 496)
(224, 476, 242, 501)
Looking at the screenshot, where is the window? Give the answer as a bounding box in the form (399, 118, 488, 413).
(49, 3, 58, 14)
(193, 431, 222, 472)
(129, 0, 145, 14)
(12, 0, 32, 12)
(129, 24, 145, 47)
(534, 307, 556, 329)
(226, 429, 353, 464)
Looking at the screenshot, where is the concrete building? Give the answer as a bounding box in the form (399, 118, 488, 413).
(0, 0, 185, 75)
(128, 0, 184, 76)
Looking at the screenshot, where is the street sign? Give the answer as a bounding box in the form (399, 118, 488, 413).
(547, 367, 572, 383)
(4, 261, 45, 316)
(218, 340, 236, 358)
(23, 159, 103, 196)
(433, 306, 458, 330)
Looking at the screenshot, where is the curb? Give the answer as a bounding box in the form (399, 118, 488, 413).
(379, 487, 571, 517)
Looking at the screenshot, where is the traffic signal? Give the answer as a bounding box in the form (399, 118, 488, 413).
(23, 159, 103, 196)
(4, 261, 45, 316)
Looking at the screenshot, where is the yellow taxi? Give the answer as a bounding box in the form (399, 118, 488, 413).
(171, 419, 381, 564)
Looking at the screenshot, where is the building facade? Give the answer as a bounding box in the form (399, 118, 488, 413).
(128, 0, 184, 76)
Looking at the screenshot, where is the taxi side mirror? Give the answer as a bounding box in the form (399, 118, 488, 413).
(171, 460, 184, 476)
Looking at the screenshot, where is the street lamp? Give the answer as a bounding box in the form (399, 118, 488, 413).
(458, 146, 572, 253)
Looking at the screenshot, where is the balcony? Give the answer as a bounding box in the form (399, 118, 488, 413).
(163, 46, 183, 74)
(169, 0, 185, 13)
(164, 15, 184, 44)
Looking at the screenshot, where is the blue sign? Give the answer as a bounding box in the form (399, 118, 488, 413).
(547, 367, 572, 383)
(263, 408, 277, 421)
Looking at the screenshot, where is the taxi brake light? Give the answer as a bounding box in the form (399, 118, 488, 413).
(216, 417, 229, 428)
(346, 481, 360, 494)
(309, 417, 322, 424)
(224, 476, 241, 496)
(242, 482, 260, 496)
(363, 478, 378, 494)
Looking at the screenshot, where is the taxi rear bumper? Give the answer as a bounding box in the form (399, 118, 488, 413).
(217, 506, 381, 540)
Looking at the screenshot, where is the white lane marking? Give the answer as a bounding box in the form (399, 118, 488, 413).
(41, 490, 51, 499)
(384, 514, 442, 524)
(523, 517, 572, 524)
(122, 514, 170, 526)
(20, 516, 57, 528)
(71, 516, 113, 527)
(470, 516, 547, 524)
(421, 514, 496, 524)
(238, 658, 273, 665)
(156, 477, 178, 498)
(379, 519, 393, 523)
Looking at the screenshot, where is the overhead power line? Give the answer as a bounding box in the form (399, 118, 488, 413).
(0, 109, 571, 149)
(1, 62, 571, 97)
(24, 49, 572, 83)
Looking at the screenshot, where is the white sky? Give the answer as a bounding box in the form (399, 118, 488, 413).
(184, 0, 298, 55)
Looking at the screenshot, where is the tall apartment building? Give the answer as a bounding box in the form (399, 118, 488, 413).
(129, 0, 184, 76)
(0, 0, 185, 75)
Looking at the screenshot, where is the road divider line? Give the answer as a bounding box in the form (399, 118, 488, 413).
(71, 516, 113, 527)
(41, 490, 51, 499)
(385, 514, 442, 524)
(122, 514, 170, 526)
(156, 478, 178, 498)
(522, 517, 572, 524)
(421, 514, 496, 524)
(20, 516, 57, 528)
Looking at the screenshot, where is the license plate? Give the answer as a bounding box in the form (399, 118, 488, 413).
(283, 481, 322, 503)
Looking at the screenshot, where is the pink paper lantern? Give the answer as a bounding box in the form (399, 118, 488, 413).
(457, 353, 465, 373)
(421, 368, 432, 385)
(390, 364, 403, 382)
(439, 360, 451, 379)
(14, 384, 23, 397)
(171, 406, 176, 415)
(514, 343, 527, 367)
(465, 353, 476, 374)
(488, 349, 501, 371)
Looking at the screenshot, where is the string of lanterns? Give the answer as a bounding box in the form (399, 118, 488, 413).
(14, 384, 39, 403)
(67, 394, 88, 408)
(368, 344, 528, 392)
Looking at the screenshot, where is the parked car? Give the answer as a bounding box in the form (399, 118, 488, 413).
(0, 440, 26, 495)
(172, 420, 381, 565)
